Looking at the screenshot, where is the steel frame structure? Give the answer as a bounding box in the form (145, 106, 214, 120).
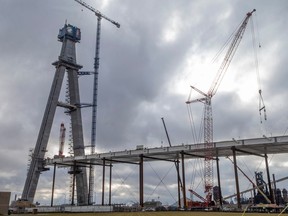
(46, 135, 288, 209)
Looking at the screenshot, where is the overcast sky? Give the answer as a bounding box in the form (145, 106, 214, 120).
(1, 0, 288, 206)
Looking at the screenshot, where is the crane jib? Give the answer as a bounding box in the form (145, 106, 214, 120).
(75, 0, 120, 28)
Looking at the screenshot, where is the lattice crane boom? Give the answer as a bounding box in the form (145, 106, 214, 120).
(186, 9, 256, 205)
(208, 9, 256, 97)
(75, 0, 120, 28)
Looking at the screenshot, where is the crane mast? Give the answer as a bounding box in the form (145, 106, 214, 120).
(74, 0, 120, 205)
(186, 9, 256, 205)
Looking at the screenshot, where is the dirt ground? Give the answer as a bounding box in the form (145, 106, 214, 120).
(29, 211, 286, 216)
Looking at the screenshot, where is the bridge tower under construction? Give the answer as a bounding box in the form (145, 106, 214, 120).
(22, 23, 88, 205)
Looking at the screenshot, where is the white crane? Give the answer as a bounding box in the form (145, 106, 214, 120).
(74, 0, 120, 205)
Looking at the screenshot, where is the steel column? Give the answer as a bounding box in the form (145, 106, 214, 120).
(71, 161, 76, 206)
(88, 163, 92, 204)
(265, 154, 274, 203)
(273, 174, 277, 205)
(51, 163, 56, 207)
(102, 158, 106, 205)
(109, 163, 112, 206)
(181, 152, 187, 209)
(139, 154, 144, 208)
(232, 147, 241, 209)
(216, 156, 223, 207)
(176, 160, 181, 209)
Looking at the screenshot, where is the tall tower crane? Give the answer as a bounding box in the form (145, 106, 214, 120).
(186, 9, 256, 205)
(74, 0, 120, 205)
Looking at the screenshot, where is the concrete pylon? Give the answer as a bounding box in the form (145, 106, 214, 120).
(22, 24, 88, 205)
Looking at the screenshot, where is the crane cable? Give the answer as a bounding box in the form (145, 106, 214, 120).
(186, 106, 205, 188)
(186, 98, 204, 144)
(250, 14, 267, 124)
(146, 162, 177, 202)
(211, 17, 244, 64)
(186, 94, 205, 193)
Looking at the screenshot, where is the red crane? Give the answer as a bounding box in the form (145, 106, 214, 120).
(186, 9, 256, 204)
(58, 123, 66, 157)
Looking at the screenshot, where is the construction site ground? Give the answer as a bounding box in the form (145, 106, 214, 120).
(16, 212, 287, 216)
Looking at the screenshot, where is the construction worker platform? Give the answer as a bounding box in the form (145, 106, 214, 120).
(45, 135, 288, 166)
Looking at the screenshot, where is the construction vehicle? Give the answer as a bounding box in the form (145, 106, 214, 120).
(10, 199, 36, 214)
(188, 189, 216, 210)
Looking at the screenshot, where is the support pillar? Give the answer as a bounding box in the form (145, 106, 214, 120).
(273, 174, 277, 205)
(181, 152, 186, 209)
(109, 162, 112, 206)
(232, 147, 241, 209)
(102, 158, 106, 206)
(139, 154, 144, 208)
(71, 161, 76, 206)
(51, 163, 56, 207)
(88, 163, 93, 205)
(216, 156, 223, 208)
(265, 154, 274, 203)
(176, 160, 181, 209)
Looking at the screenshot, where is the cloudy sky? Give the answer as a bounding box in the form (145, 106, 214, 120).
(1, 0, 288, 206)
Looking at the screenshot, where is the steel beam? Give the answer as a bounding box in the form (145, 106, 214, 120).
(232, 147, 264, 158)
